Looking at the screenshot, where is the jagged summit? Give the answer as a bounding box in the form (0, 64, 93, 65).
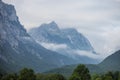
(39, 21, 59, 31)
(29, 22, 94, 51)
(0, 1, 79, 73)
(0, 0, 19, 23)
(49, 21, 57, 25)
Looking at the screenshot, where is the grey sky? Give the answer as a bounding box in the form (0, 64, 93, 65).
(3, 0, 120, 58)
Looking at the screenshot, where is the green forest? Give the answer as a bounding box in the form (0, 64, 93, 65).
(0, 64, 120, 80)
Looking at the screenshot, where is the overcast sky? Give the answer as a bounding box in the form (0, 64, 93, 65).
(3, 0, 120, 58)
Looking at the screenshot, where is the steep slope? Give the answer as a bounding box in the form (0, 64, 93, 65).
(45, 50, 120, 77)
(29, 21, 98, 64)
(0, 0, 78, 73)
(99, 50, 120, 71)
(61, 28, 93, 50)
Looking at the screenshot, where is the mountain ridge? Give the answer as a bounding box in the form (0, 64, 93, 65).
(29, 21, 94, 51)
(44, 50, 120, 77)
(0, 0, 81, 73)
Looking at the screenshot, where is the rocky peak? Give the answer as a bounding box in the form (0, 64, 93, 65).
(0, 2, 18, 22)
(49, 21, 57, 27)
(0, 0, 29, 47)
(0, 0, 27, 34)
(29, 21, 94, 51)
(39, 21, 60, 33)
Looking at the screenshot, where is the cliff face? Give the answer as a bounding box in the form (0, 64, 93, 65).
(0, 0, 29, 48)
(0, 0, 78, 73)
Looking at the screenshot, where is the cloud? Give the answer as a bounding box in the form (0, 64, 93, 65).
(37, 42, 101, 60)
(74, 50, 102, 59)
(40, 42, 68, 51)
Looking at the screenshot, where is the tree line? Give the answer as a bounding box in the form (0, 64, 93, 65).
(0, 64, 120, 80)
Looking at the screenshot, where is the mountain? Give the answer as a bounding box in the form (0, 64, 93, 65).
(98, 50, 120, 71)
(29, 21, 98, 64)
(29, 21, 94, 51)
(0, 0, 80, 73)
(44, 50, 120, 77)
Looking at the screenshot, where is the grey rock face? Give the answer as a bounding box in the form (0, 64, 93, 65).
(29, 21, 94, 51)
(0, 1, 79, 73)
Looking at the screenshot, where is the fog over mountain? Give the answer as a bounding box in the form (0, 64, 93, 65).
(29, 21, 99, 63)
(3, 0, 120, 59)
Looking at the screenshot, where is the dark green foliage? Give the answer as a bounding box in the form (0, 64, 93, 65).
(0, 68, 67, 80)
(18, 68, 36, 80)
(0, 73, 3, 80)
(36, 73, 46, 80)
(105, 71, 114, 79)
(45, 64, 103, 78)
(104, 75, 113, 80)
(1, 73, 18, 80)
(0, 67, 120, 80)
(92, 74, 100, 80)
(95, 77, 102, 80)
(69, 74, 80, 80)
(118, 73, 120, 80)
(91, 71, 120, 80)
(45, 74, 66, 80)
(36, 73, 66, 80)
(44, 64, 77, 78)
(114, 71, 119, 80)
(69, 64, 91, 80)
